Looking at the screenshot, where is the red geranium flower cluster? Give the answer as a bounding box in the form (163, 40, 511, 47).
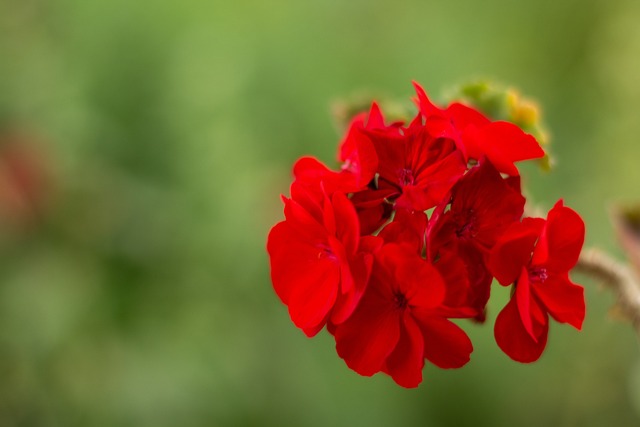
(267, 82, 586, 387)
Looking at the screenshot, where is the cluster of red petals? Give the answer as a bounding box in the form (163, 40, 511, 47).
(267, 82, 586, 387)
(490, 200, 586, 362)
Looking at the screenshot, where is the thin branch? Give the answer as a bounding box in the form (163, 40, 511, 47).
(575, 248, 640, 338)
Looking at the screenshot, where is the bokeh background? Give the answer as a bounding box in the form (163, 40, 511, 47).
(1, 0, 640, 425)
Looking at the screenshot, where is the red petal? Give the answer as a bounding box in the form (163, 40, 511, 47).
(368, 133, 406, 184)
(542, 200, 585, 273)
(377, 208, 428, 254)
(267, 221, 296, 304)
(330, 252, 374, 325)
(338, 116, 379, 188)
(283, 197, 326, 240)
(426, 192, 449, 237)
(429, 232, 492, 319)
(494, 296, 548, 363)
(293, 156, 331, 182)
(448, 160, 526, 252)
(294, 154, 370, 195)
(338, 253, 355, 295)
(432, 247, 470, 308)
(302, 322, 326, 338)
(397, 150, 466, 211)
(413, 313, 473, 369)
(338, 113, 367, 164)
(351, 186, 396, 235)
(460, 245, 494, 317)
(382, 313, 425, 388)
(332, 192, 360, 256)
(322, 192, 337, 236)
(446, 102, 490, 129)
(287, 259, 340, 332)
(268, 221, 326, 306)
(367, 102, 386, 129)
(489, 218, 544, 285)
(407, 262, 446, 310)
(334, 293, 401, 377)
(379, 244, 446, 309)
(515, 268, 537, 341)
(534, 275, 585, 330)
(358, 235, 384, 254)
(292, 157, 343, 195)
(424, 116, 458, 143)
(475, 121, 544, 176)
(412, 81, 442, 117)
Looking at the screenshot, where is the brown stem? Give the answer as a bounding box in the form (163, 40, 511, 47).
(575, 248, 640, 338)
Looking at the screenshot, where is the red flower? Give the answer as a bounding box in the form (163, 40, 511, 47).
(293, 109, 379, 195)
(489, 200, 586, 362)
(413, 82, 544, 176)
(266, 81, 586, 387)
(428, 159, 525, 319)
(0, 133, 50, 227)
(267, 182, 380, 336)
(429, 159, 525, 254)
(366, 113, 467, 211)
(334, 244, 473, 388)
(334, 103, 467, 233)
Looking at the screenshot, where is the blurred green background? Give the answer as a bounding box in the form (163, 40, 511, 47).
(1, 0, 639, 425)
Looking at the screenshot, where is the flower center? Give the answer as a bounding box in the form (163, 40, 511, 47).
(317, 244, 338, 261)
(393, 291, 408, 310)
(528, 266, 548, 283)
(399, 168, 415, 186)
(455, 209, 477, 239)
(341, 158, 357, 173)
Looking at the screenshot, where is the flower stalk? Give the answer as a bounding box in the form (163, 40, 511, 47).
(576, 248, 640, 339)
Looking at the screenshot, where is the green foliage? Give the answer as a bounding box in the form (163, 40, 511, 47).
(0, 0, 640, 426)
